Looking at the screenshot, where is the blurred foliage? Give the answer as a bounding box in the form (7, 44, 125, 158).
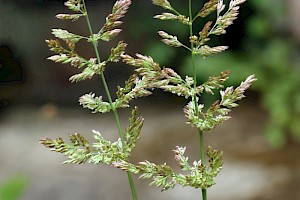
(132, 0, 300, 147)
(0, 175, 27, 200)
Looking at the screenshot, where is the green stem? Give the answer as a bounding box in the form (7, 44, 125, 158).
(188, 1, 207, 200)
(199, 130, 206, 200)
(82, 1, 138, 200)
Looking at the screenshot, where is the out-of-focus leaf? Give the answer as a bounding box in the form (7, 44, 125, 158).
(0, 175, 28, 200)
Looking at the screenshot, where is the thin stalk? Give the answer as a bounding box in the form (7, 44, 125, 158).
(188, 1, 207, 200)
(199, 130, 206, 200)
(82, 1, 138, 199)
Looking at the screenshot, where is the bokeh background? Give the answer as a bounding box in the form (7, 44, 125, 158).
(0, 0, 300, 199)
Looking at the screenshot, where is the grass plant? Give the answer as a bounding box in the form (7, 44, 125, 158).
(40, 0, 256, 199)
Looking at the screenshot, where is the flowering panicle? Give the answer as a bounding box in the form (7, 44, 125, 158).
(79, 76, 153, 113)
(158, 31, 183, 48)
(220, 75, 257, 108)
(90, 107, 144, 164)
(159, 71, 203, 98)
(46, 39, 70, 54)
(98, 0, 131, 41)
(42, 0, 256, 197)
(124, 107, 144, 150)
(133, 0, 255, 192)
(194, 21, 213, 46)
(108, 41, 127, 63)
(184, 99, 232, 131)
(184, 74, 256, 131)
(122, 54, 206, 98)
(43, 0, 148, 174)
(154, 13, 190, 25)
(154, 12, 177, 20)
(123, 52, 233, 102)
(51, 29, 84, 43)
(202, 70, 231, 94)
(64, 0, 84, 12)
(152, 0, 190, 25)
(53, 0, 85, 22)
(69, 61, 106, 83)
(113, 146, 223, 191)
(56, 13, 84, 21)
(194, 45, 228, 57)
(153, 0, 247, 57)
(47, 0, 132, 83)
(121, 54, 162, 81)
(40, 107, 143, 165)
(115, 75, 153, 108)
(210, 0, 247, 35)
(197, 0, 219, 18)
(79, 93, 111, 113)
(47, 37, 98, 83)
(47, 2, 135, 87)
(112, 0, 131, 20)
(46, 39, 108, 82)
(40, 133, 92, 164)
(152, 0, 172, 10)
(189, 23, 229, 57)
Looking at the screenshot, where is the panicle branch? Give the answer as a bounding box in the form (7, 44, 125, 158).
(153, 0, 247, 58)
(197, 0, 219, 18)
(158, 31, 183, 48)
(64, 0, 85, 13)
(202, 70, 231, 94)
(210, 0, 247, 35)
(98, 0, 132, 41)
(152, 0, 173, 10)
(40, 107, 144, 165)
(220, 75, 257, 108)
(184, 74, 256, 131)
(113, 146, 223, 191)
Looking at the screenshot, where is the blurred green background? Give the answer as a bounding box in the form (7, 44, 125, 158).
(0, 0, 299, 200)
